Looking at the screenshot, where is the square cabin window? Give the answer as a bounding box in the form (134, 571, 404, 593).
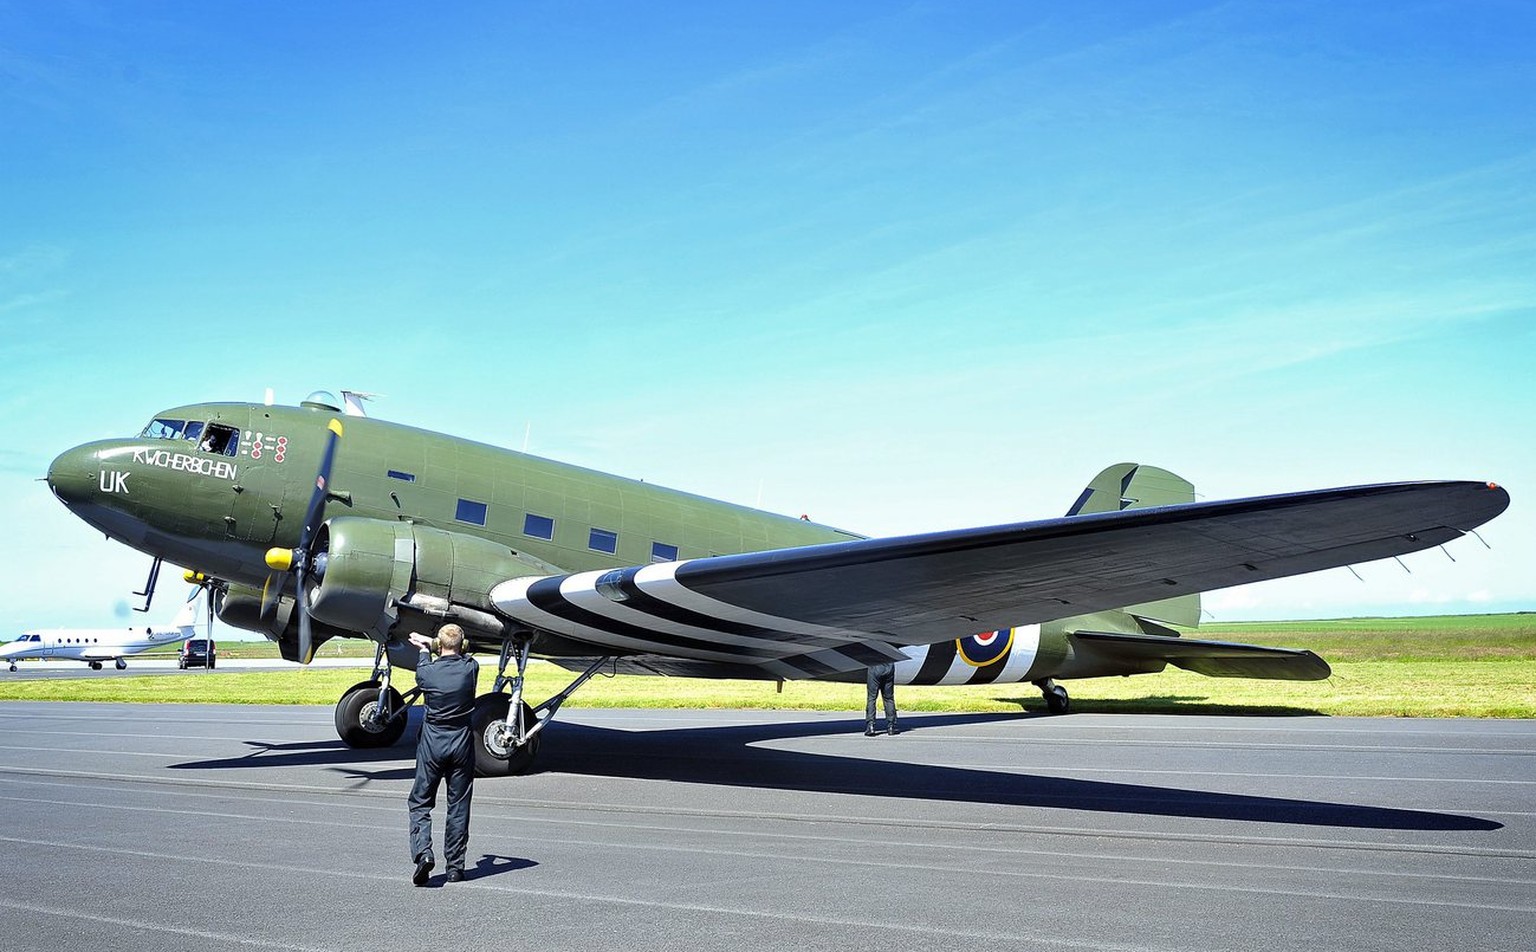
(651, 541, 679, 563)
(455, 499, 488, 526)
(523, 513, 554, 540)
(588, 527, 618, 554)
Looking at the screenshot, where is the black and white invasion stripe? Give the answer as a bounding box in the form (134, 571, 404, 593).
(490, 560, 908, 679)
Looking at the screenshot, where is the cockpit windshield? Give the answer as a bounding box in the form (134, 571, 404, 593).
(142, 418, 186, 440)
(140, 418, 238, 456)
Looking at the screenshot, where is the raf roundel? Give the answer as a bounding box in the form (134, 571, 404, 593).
(957, 628, 1014, 667)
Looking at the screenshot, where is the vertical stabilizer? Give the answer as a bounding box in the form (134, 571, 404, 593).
(170, 588, 200, 633)
(1067, 463, 1201, 628)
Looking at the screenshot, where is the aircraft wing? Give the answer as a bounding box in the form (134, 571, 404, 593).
(491, 480, 1507, 677)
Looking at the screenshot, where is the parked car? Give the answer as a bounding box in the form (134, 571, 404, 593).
(179, 638, 216, 669)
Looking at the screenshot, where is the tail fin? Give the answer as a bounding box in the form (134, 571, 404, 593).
(1066, 462, 1195, 516)
(1068, 463, 1201, 628)
(170, 587, 200, 634)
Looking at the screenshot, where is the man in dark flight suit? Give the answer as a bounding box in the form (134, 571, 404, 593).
(865, 661, 898, 736)
(407, 624, 479, 885)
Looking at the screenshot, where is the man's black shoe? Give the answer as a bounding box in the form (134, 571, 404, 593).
(887, 725, 900, 735)
(413, 854, 435, 886)
(446, 868, 464, 883)
(864, 727, 877, 737)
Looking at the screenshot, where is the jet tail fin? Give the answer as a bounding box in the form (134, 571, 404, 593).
(170, 588, 200, 634)
(1067, 463, 1201, 628)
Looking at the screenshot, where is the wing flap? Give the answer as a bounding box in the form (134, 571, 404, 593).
(1072, 630, 1331, 681)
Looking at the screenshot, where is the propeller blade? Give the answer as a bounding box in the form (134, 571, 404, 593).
(262, 418, 343, 666)
(260, 572, 287, 621)
(295, 561, 313, 665)
(297, 419, 344, 553)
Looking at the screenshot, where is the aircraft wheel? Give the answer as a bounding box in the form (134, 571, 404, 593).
(472, 693, 540, 777)
(89, 661, 102, 670)
(1045, 685, 1071, 715)
(115, 659, 127, 670)
(7, 663, 15, 672)
(335, 680, 408, 748)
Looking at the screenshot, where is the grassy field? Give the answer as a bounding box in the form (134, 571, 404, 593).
(2, 613, 1532, 717)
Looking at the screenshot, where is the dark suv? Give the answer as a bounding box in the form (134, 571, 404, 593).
(179, 638, 217, 669)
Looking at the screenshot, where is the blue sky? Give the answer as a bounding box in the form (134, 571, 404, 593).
(1, 1, 1531, 635)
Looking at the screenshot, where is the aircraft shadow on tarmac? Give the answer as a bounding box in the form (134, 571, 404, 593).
(993, 695, 1325, 716)
(169, 709, 1499, 833)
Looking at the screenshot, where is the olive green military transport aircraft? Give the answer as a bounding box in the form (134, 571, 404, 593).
(45, 391, 1509, 775)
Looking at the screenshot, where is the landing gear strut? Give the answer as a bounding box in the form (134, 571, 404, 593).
(115, 659, 127, 671)
(472, 633, 612, 777)
(1035, 678, 1071, 714)
(334, 643, 419, 748)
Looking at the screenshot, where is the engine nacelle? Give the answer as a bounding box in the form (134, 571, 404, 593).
(308, 517, 409, 634)
(306, 516, 552, 640)
(215, 582, 351, 662)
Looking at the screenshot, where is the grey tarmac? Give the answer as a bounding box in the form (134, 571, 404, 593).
(0, 701, 1530, 952)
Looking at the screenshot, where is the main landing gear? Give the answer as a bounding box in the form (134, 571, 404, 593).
(333, 643, 418, 749)
(1034, 678, 1071, 714)
(115, 659, 127, 671)
(471, 634, 612, 777)
(328, 635, 612, 777)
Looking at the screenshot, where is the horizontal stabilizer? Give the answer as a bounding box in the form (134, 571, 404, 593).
(1073, 630, 1331, 681)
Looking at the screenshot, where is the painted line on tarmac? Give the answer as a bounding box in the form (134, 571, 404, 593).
(2, 832, 1533, 933)
(0, 899, 339, 952)
(2, 782, 1534, 892)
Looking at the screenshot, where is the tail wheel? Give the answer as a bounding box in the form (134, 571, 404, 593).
(335, 679, 408, 748)
(472, 693, 540, 777)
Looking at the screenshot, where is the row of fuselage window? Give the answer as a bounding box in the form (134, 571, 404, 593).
(452, 497, 679, 562)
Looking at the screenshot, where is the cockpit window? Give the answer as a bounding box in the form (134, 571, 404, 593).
(197, 423, 240, 457)
(182, 421, 205, 443)
(142, 418, 186, 440)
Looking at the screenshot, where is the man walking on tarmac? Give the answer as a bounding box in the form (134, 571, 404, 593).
(407, 624, 479, 885)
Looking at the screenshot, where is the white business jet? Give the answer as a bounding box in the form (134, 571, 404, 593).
(2, 590, 200, 672)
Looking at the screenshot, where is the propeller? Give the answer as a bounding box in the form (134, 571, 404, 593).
(264, 418, 344, 664)
(181, 572, 218, 669)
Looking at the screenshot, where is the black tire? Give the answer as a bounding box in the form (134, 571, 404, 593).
(472, 693, 540, 777)
(208, 657, 216, 669)
(1045, 687, 1071, 715)
(334, 680, 408, 748)
(115, 659, 126, 670)
(89, 661, 102, 670)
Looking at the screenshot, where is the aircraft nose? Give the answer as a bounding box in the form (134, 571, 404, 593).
(47, 444, 99, 507)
